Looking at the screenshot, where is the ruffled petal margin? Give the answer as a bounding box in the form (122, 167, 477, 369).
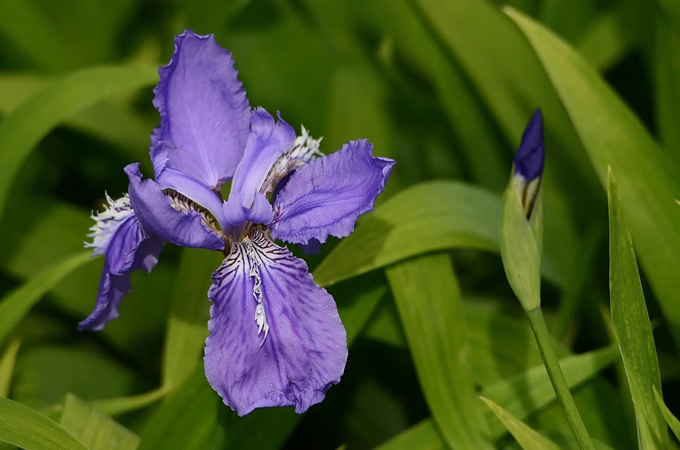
(151, 30, 251, 189)
(204, 230, 347, 416)
(270, 139, 395, 245)
(79, 210, 164, 331)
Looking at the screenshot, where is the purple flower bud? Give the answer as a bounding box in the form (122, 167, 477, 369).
(514, 109, 544, 182)
(513, 109, 544, 219)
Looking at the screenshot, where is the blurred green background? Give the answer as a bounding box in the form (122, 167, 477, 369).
(0, 0, 679, 448)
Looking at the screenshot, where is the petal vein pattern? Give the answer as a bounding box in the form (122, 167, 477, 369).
(151, 30, 251, 188)
(271, 139, 395, 245)
(205, 230, 347, 416)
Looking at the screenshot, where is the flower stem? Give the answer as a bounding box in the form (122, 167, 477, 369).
(526, 306, 595, 450)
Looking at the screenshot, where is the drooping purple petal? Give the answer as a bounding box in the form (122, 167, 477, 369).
(126, 163, 225, 250)
(513, 109, 544, 182)
(80, 208, 164, 331)
(204, 230, 347, 416)
(151, 30, 251, 189)
(270, 139, 395, 245)
(227, 108, 296, 210)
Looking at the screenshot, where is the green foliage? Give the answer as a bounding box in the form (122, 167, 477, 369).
(59, 393, 140, 450)
(607, 169, 668, 448)
(386, 253, 492, 448)
(481, 396, 561, 449)
(0, 397, 88, 450)
(0, 0, 674, 448)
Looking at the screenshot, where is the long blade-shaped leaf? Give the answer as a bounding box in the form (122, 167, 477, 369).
(482, 346, 619, 439)
(91, 386, 169, 417)
(0, 251, 91, 346)
(505, 6, 680, 346)
(0, 397, 88, 450)
(162, 248, 223, 389)
(138, 368, 218, 450)
(481, 396, 561, 449)
(315, 181, 500, 287)
(653, 387, 680, 442)
(59, 393, 139, 450)
(386, 253, 492, 448)
(0, 66, 157, 225)
(606, 168, 667, 448)
(0, 340, 20, 397)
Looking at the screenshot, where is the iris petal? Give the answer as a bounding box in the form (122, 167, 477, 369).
(271, 139, 395, 245)
(79, 211, 164, 331)
(151, 30, 251, 189)
(228, 108, 296, 210)
(204, 230, 347, 416)
(126, 163, 225, 250)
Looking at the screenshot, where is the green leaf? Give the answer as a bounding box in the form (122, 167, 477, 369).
(315, 181, 500, 287)
(12, 345, 137, 410)
(482, 346, 619, 439)
(606, 168, 668, 448)
(0, 251, 91, 346)
(386, 253, 492, 449)
(655, 1, 680, 155)
(375, 419, 446, 450)
(653, 387, 680, 442)
(412, 0, 587, 282)
(91, 386, 169, 417)
(0, 197, 173, 362)
(0, 65, 157, 225)
(0, 397, 88, 450)
(0, 340, 20, 397)
(376, 345, 618, 449)
(138, 368, 218, 450)
(480, 396, 561, 449)
(504, 6, 680, 347)
(59, 393, 139, 450)
(162, 248, 223, 389)
(0, 73, 152, 164)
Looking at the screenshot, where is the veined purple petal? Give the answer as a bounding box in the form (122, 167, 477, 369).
(513, 109, 544, 182)
(151, 30, 251, 189)
(126, 163, 225, 250)
(270, 139, 395, 245)
(204, 230, 347, 416)
(222, 192, 274, 233)
(227, 108, 296, 210)
(80, 205, 164, 331)
(156, 167, 226, 225)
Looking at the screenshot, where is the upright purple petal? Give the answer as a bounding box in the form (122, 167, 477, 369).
(80, 199, 164, 331)
(227, 108, 296, 210)
(204, 230, 347, 416)
(152, 30, 251, 189)
(270, 139, 395, 245)
(126, 163, 225, 250)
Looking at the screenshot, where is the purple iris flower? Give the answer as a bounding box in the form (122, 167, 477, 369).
(512, 109, 544, 218)
(81, 30, 395, 416)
